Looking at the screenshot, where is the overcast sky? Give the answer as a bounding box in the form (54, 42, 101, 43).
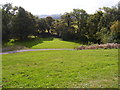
(1, 0, 119, 15)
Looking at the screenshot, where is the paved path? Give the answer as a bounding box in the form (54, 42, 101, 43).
(0, 49, 75, 54)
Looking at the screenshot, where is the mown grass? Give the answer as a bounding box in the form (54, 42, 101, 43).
(31, 38, 81, 49)
(2, 49, 118, 88)
(3, 38, 81, 50)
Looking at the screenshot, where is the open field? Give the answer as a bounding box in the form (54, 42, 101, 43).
(2, 1, 119, 89)
(2, 49, 118, 88)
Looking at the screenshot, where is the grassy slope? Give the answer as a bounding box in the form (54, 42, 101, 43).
(31, 38, 80, 49)
(2, 49, 118, 88)
(4, 38, 81, 49)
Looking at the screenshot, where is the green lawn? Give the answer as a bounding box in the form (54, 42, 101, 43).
(2, 49, 118, 88)
(3, 38, 81, 49)
(31, 38, 80, 49)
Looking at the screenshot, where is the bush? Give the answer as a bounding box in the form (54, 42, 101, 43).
(61, 31, 76, 41)
(76, 43, 120, 50)
(108, 32, 120, 44)
(76, 33, 88, 43)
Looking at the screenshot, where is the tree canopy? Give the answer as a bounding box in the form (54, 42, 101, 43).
(2, 2, 120, 44)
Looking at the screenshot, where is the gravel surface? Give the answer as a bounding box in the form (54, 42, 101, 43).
(0, 49, 74, 54)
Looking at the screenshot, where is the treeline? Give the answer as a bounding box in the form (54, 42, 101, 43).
(2, 2, 120, 44)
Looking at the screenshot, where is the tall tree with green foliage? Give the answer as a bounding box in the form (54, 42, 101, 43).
(97, 5, 119, 43)
(61, 12, 73, 29)
(109, 21, 120, 43)
(45, 16, 54, 33)
(2, 3, 13, 41)
(13, 7, 36, 40)
(37, 18, 48, 34)
(54, 20, 66, 36)
(72, 9, 88, 33)
(87, 11, 103, 43)
(71, 9, 89, 42)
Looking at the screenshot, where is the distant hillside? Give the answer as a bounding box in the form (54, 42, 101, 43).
(37, 14, 62, 19)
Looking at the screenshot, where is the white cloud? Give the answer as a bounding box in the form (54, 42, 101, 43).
(1, 0, 119, 15)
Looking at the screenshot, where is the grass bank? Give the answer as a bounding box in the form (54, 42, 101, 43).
(3, 38, 81, 51)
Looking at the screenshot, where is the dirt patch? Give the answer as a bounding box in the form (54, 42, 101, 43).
(2, 45, 28, 52)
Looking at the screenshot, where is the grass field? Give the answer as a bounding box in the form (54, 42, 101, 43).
(2, 49, 118, 88)
(3, 38, 81, 50)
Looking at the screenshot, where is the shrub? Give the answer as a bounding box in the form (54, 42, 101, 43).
(76, 43, 120, 50)
(61, 31, 76, 41)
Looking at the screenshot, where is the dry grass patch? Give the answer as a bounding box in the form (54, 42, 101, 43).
(76, 43, 120, 50)
(2, 45, 28, 52)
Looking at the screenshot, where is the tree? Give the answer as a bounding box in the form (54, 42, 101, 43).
(2, 2, 119, 44)
(100, 6, 118, 29)
(54, 20, 67, 36)
(87, 11, 104, 43)
(71, 9, 89, 43)
(96, 6, 119, 43)
(61, 12, 73, 29)
(27, 12, 37, 36)
(118, 1, 120, 21)
(72, 9, 88, 33)
(2, 3, 13, 41)
(37, 18, 48, 34)
(13, 7, 36, 40)
(109, 21, 120, 43)
(45, 16, 54, 34)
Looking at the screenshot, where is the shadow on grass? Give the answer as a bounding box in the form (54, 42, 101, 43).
(3, 33, 84, 50)
(61, 39, 88, 45)
(14, 37, 54, 48)
(2, 36, 54, 49)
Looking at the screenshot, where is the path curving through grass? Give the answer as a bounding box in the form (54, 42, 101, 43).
(1, 48, 74, 54)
